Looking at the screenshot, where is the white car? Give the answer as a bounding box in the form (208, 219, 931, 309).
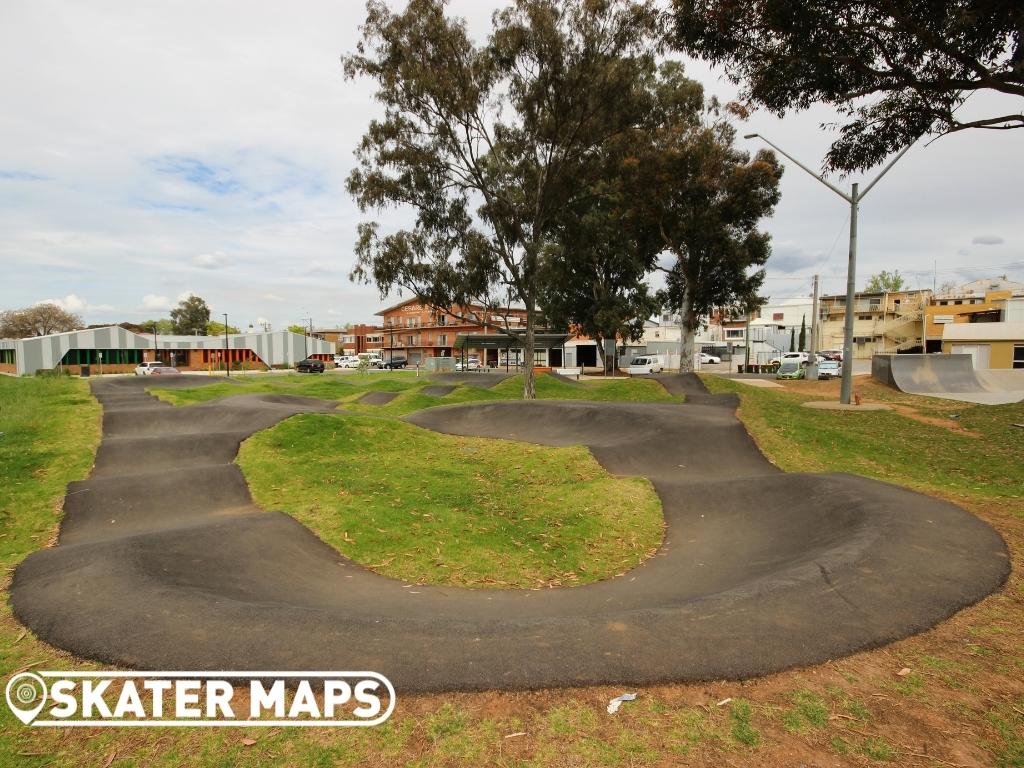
(338, 356, 361, 368)
(134, 361, 166, 376)
(770, 351, 825, 366)
(699, 352, 721, 364)
(455, 357, 481, 372)
(627, 356, 664, 375)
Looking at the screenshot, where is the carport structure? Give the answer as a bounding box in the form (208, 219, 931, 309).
(453, 330, 570, 370)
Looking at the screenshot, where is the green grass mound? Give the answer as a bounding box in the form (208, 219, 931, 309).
(238, 413, 664, 588)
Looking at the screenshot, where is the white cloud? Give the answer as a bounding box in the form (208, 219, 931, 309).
(262, 293, 285, 302)
(192, 250, 229, 269)
(176, 291, 196, 303)
(140, 294, 171, 311)
(971, 235, 1005, 246)
(37, 294, 114, 313)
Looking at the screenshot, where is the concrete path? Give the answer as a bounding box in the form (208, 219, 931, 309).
(10, 375, 1009, 691)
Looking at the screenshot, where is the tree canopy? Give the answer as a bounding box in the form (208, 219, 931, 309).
(345, 0, 664, 397)
(864, 270, 907, 292)
(0, 304, 83, 338)
(671, 0, 1024, 172)
(206, 320, 239, 336)
(169, 295, 211, 336)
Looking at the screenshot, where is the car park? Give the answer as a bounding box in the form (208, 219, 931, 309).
(775, 360, 805, 380)
(296, 358, 325, 373)
(627, 355, 665, 375)
(815, 360, 842, 379)
(134, 361, 167, 376)
(699, 352, 721, 364)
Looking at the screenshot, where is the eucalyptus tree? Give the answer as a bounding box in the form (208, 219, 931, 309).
(621, 64, 784, 371)
(345, 0, 663, 398)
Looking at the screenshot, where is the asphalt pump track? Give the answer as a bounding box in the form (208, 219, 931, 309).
(10, 375, 1009, 691)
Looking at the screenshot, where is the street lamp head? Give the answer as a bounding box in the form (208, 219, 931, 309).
(743, 133, 759, 140)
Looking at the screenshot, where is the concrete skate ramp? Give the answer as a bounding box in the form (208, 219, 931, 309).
(10, 374, 1009, 691)
(874, 353, 1024, 405)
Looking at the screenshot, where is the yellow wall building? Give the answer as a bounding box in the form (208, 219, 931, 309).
(941, 322, 1024, 369)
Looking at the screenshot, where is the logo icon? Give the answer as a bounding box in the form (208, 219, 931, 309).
(6, 672, 48, 725)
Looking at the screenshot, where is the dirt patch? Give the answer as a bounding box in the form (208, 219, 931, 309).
(890, 404, 982, 435)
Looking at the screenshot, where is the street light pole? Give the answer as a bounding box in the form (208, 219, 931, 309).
(744, 133, 913, 404)
(223, 312, 230, 378)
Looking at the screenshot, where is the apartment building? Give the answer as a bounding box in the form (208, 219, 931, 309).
(817, 289, 930, 359)
(375, 298, 529, 366)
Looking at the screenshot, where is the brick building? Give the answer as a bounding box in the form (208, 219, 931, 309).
(376, 298, 529, 366)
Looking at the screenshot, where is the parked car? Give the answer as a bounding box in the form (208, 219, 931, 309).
(382, 357, 408, 369)
(296, 358, 325, 373)
(358, 353, 383, 368)
(627, 355, 665, 375)
(775, 360, 805, 380)
(815, 360, 842, 379)
(699, 352, 721, 364)
(149, 366, 180, 375)
(770, 351, 826, 366)
(455, 356, 481, 372)
(338, 356, 361, 368)
(818, 349, 844, 362)
(134, 361, 167, 376)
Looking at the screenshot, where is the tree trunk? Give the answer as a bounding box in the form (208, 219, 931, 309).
(522, 300, 537, 399)
(678, 283, 696, 373)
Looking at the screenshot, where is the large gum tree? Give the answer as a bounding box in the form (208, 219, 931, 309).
(621, 64, 784, 371)
(345, 0, 662, 398)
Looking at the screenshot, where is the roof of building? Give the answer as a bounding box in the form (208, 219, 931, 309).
(453, 331, 570, 350)
(934, 277, 1024, 300)
(942, 322, 1024, 342)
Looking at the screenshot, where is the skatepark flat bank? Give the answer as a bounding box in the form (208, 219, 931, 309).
(9, 375, 1010, 691)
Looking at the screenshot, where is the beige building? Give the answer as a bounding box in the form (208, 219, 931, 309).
(925, 278, 1024, 352)
(941, 322, 1024, 370)
(817, 290, 931, 359)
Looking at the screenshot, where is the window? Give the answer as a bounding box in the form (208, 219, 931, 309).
(1014, 345, 1024, 370)
(772, 312, 784, 321)
(0, 349, 16, 364)
(437, 334, 448, 346)
(725, 329, 744, 339)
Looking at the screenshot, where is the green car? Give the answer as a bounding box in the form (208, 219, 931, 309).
(776, 360, 805, 380)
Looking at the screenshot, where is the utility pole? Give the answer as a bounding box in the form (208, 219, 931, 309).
(745, 134, 914, 404)
(807, 274, 820, 379)
(223, 313, 230, 377)
(743, 311, 751, 373)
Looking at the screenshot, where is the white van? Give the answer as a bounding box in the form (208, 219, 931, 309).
(627, 355, 664, 375)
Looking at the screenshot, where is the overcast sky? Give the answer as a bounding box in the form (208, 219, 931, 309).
(2, 1, 1021, 330)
